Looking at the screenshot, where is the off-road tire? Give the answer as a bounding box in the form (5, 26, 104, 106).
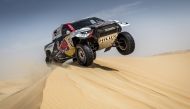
(93, 52, 96, 60)
(45, 51, 52, 64)
(72, 57, 77, 63)
(116, 32, 135, 55)
(76, 44, 94, 66)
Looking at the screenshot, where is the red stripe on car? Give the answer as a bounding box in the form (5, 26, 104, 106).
(66, 23, 75, 32)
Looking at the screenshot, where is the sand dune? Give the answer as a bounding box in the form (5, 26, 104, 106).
(0, 75, 48, 109)
(0, 52, 189, 109)
(0, 80, 29, 101)
(40, 52, 190, 109)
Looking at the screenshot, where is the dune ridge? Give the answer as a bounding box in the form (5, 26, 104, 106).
(0, 52, 189, 109)
(40, 52, 190, 109)
(0, 74, 48, 109)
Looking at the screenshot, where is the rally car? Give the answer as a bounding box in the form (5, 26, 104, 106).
(44, 17, 135, 66)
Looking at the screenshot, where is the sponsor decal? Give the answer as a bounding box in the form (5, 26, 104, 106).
(66, 23, 75, 32)
(98, 34, 117, 43)
(60, 40, 69, 51)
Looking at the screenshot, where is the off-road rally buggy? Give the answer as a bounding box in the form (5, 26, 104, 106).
(44, 17, 135, 66)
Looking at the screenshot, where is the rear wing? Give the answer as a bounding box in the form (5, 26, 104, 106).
(110, 20, 130, 27)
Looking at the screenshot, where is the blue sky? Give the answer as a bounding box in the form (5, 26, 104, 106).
(0, 0, 190, 79)
(0, 0, 190, 56)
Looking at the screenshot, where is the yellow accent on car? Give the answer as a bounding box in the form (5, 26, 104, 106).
(98, 33, 118, 49)
(64, 35, 76, 57)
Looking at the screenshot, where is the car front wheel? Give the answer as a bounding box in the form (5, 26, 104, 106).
(116, 32, 135, 55)
(76, 44, 94, 66)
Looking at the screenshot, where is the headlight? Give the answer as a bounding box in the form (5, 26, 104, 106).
(81, 30, 91, 34)
(80, 30, 93, 37)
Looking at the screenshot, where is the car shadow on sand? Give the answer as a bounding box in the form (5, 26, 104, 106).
(68, 62, 119, 72)
(47, 61, 119, 72)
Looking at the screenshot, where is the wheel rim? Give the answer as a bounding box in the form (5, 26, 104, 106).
(78, 48, 86, 62)
(118, 38, 127, 50)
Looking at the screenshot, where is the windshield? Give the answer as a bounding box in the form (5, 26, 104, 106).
(71, 17, 104, 30)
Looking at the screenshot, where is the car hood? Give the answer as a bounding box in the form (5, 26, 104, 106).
(89, 21, 115, 29)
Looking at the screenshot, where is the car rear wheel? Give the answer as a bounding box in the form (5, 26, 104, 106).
(93, 51, 96, 60)
(72, 57, 77, 63)
(45, 51, 52, 64)
(76, 44, 94, 66)
(116, 32, 135, 55)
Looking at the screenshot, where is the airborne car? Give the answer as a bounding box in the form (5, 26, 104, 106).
(44, 17, 135, 66)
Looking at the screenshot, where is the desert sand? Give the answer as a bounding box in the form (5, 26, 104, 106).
(0, 52, 190, 109)
(0, 75, 48, 109)
(40, 52, 190, 109)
